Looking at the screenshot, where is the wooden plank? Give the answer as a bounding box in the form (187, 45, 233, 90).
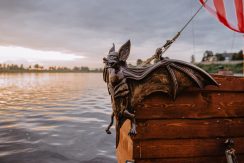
(133, 137, 244, 158)
(204, 75, 244, 92)
(135, 118, 244, 140)
(117, 120, 133, 163)
(135, 155, 244, 163)
(135, 92, 244, 119)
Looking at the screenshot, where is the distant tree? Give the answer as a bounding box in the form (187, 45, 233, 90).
(73, 66, 80, 71)
(136, 59, 143, 66)
(10, 64, 14, 70)
(34, 64, 39, 69)
(202, 51, 214, 62)
(13, 64, 19, 70)
(49, 66, 56, 71)
(80, 66, 89, 72)
(240, 50, 243, 55)
(232, 50, 243, 60)
(63, 67, 70, 71)
(215, 54, 225, 61)
(20, 64, 24, 70)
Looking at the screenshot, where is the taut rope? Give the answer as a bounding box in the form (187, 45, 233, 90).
(142, 0, 208, 65)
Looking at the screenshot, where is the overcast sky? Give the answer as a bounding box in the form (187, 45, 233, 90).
(0, 0, 243, 68)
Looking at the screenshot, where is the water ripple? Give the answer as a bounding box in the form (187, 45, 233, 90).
(0, 73, 116, 163)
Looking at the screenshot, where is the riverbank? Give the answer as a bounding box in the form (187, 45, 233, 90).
(195, 63, 243, 74)
(0, 70, 103, 73)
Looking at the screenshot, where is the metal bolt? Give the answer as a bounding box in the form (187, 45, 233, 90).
(126, 160, 135, 163)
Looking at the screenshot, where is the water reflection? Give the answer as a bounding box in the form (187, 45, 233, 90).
(0, 73, 116, 163)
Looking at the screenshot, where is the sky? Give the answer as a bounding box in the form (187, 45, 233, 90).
(0, 0, 243, 68)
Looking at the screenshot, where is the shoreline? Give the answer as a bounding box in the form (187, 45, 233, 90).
(0, 70, 102, 73)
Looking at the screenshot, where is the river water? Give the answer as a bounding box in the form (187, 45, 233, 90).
(0, 73, 116, 163)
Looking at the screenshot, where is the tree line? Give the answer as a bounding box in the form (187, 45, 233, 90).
(0, 64, 103, 73)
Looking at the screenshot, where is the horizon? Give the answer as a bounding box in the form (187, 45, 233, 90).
(0, 62, 102, 70)
(0, 0, 243, 68)
(0, 48, 243, 70)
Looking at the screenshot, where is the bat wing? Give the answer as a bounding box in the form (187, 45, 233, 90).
(123, 59, 218, 100)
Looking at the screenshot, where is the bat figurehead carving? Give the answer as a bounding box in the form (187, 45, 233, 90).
(103, 40, 218, 148)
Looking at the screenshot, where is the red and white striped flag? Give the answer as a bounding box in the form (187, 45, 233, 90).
(199, 0, 244, 33)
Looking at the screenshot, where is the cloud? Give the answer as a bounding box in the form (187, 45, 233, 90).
(0, 0, 243, 67)
(0, 46, 86, 67)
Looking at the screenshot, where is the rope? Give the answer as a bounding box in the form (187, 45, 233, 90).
(142, 0, 208, 65)
(191, 1, 196, 57)
(179, 0, 208, 33)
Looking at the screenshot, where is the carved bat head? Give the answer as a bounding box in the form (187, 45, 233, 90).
(103, 40, 131, 68)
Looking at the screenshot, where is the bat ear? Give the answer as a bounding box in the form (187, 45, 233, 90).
(118, 40, 131, 62)
(108, 43, 115, 54)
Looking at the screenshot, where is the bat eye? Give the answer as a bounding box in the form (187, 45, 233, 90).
(107, 62, 116, 67)
(103, 58, 108, 64)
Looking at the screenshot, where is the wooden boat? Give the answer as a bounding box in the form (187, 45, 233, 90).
(117, 75, 244, 163)
(102, 1, 244, 161)
(103, 38, 244, 163)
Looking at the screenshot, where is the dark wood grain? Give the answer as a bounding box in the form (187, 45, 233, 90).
(135, 118, 244, 140)
(116, 75, 244, 163)
(135, 155, 244, 163)
(135, 92, 244, 119)
(133, 138, 244, 158)
(204, 75, 244, 92)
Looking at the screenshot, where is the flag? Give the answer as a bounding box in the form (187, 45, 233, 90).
(199, 0, 244, 33)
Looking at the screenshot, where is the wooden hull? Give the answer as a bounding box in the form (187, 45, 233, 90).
(117, 75, 244, 163)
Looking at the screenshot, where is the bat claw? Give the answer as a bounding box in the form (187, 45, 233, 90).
(106, 129, 112, 134)
(128, 128, 137, 136)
